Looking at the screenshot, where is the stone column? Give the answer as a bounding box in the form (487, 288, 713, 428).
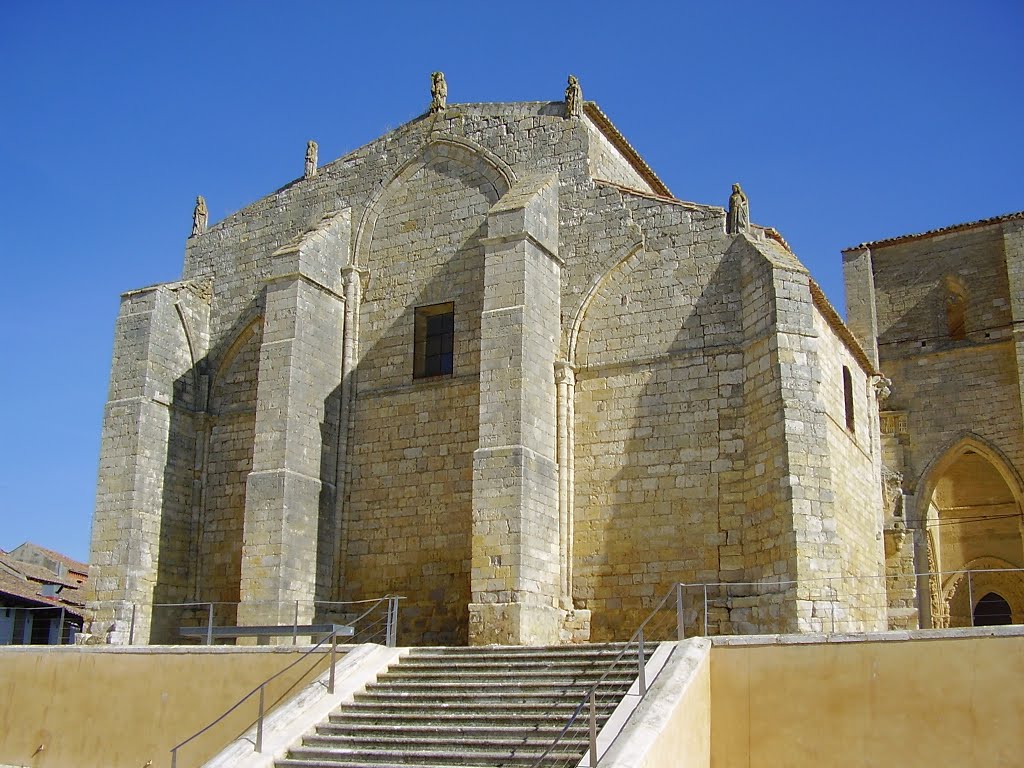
(470, 172, 563, 645)
(331, 264, 364, 596)
(555, 360, 576, 609)
(86, 282, 207, 644)
(238, 211, 349, 627)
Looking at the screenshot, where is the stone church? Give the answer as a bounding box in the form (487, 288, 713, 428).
(85, 75, 1024, 646)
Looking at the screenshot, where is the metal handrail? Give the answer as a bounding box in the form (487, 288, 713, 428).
(167, 594, 404, 768)
(169, 629, 341, 768)
(143, 594, 405, 645)
(530, 581, 682, 768)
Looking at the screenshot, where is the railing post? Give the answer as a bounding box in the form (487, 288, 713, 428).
(329, 633, 337, 694)
(967, 571, 974, 627)
(589, 689, 598, 767)
(129, 602, 136, 645)
(676, 583, 685, 641)
(702, 584, 709, 636)
(206, 602, 214, 646)
(830, 577, 836, 634)
(637, 628, 646, 696)
(293, 600, 299, 645)
(256, 685, 265, 753)
(171, 747, 177, 768)
(386, 596, 398, 647)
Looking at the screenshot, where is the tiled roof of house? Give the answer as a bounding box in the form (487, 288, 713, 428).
(0, 545, 88, 615)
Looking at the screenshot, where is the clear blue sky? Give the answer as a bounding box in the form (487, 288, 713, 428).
(1, 1, 1022, 563)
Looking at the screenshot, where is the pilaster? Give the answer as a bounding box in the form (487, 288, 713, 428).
(470, 172, 564, 644)
(238, 211, 349, 627)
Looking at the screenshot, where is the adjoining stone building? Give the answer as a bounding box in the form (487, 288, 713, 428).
(86, 78, 896, 646)
(844, 211, 1024, 630)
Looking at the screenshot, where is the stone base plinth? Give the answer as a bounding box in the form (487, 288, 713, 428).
(468, 603, 592, 646)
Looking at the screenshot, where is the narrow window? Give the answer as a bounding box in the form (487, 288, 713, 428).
(843, 366, 855, 433)
(414, 302, 454, 378)
(946, 292, 967, 340)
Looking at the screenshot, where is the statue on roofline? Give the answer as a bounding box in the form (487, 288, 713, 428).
(305, 140, 318, 179)
(191, 195, 208, 237)
(565, 74, 583, 119)
(726, 183, 749, 235)
(430, 71, 447, 113)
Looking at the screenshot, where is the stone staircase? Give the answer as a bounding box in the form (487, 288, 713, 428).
(275, 643, 653, 768)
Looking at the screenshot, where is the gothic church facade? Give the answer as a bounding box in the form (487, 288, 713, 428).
(87, 80, 906, 646)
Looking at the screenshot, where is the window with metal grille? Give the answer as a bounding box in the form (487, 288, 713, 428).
(414, 302, 454, 378)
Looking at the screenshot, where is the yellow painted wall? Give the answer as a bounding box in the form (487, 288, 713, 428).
(0, 646, 331, 768)
(640, 650, 711, 768)
(711, 635, 1024, 767)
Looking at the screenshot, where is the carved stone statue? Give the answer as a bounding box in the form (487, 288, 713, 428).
(191, 195, 208, 237)
(565, 75, 583, 119)
(305, 140, 318, 179)
(430, 71, 447, 113)
(881, 466, 904, 520)
(873, 375, 892, 401)
(726, 183, 749, 235)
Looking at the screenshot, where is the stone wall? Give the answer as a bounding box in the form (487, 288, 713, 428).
(89, 96, 894, 645)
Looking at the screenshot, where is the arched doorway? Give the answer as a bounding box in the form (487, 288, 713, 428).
(918, 438, 1024, 627)
(974, 592, 1012, 625)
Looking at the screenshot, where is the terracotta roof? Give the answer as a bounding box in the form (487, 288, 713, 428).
(584, 102, 673, 198)
(0, 569, 84, 614)
(843, 210, 1024, 252)
(0, 552, 82, 589)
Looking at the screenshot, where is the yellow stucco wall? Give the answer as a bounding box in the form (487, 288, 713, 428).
(0, 646, 331, 768)
(710, 634, 1024, 767)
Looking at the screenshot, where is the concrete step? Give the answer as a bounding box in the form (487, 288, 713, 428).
(375, 668, 640, 683)
(360, 684, 626, 700)
(304, 732, 589, 751)
(283, 745, 583, 766)
(328, 703, 616, 725)
(314, 721, 590, 740)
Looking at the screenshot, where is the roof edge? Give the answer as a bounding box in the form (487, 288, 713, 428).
(584, 102, 673, 198)
(843, 210, 1024, 252)
(809, 279, 878, 375)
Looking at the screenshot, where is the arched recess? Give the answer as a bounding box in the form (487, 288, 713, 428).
(194, 314, 264, 620)
(564, 240, 644, 365)
(340, 135, 514, 645)
(353, 135, 516, 269)
(569, 241, 713, 640)
(941, 556, 1024, 628)
(914, 434, 1024, 627)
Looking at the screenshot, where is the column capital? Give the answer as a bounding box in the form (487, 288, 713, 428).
(554, 359, 576, 385)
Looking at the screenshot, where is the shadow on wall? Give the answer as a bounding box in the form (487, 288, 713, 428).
(572, 233, 745, 640)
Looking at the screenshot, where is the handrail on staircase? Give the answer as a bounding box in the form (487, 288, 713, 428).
(531, 582, 685, 768)
(168, 594, 403, 768)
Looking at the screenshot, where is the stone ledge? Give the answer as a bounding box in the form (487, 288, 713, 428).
(709, 624, 1024, 647)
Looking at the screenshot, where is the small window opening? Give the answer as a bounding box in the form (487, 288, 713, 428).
(843, 366, 855, 433)
(973, 592, 1012, 626)
(946, 292, 967, 340)
(414, 302, 454, 378)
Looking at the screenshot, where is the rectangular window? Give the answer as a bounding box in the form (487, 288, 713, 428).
(414, 302, 454, 378)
